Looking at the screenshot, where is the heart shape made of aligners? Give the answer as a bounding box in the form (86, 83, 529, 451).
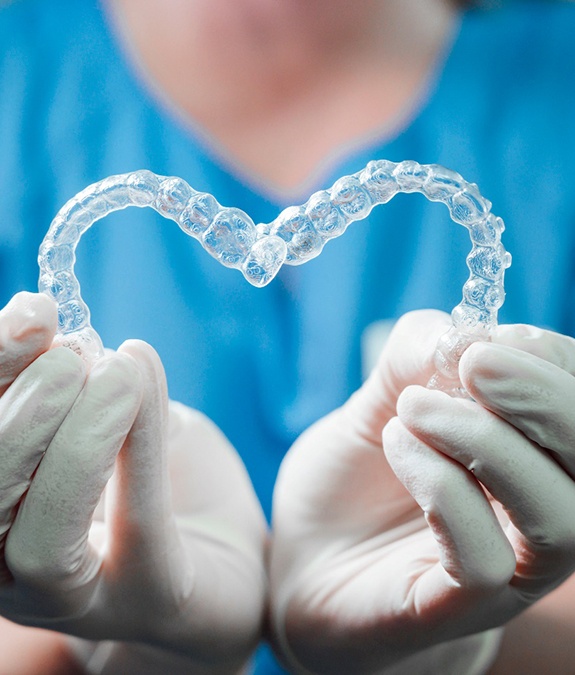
(38, 159, 511, 395)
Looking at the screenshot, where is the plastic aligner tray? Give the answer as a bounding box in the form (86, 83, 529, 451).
(38, 160, 511, 396)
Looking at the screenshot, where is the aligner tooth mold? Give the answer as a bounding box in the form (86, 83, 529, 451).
(38, 162, 511, 396)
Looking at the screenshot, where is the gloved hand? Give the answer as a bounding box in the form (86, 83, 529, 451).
(270, 310, 575, 674)
(0, 293, 267, 674)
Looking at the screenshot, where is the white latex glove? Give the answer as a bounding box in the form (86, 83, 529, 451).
(0, 293, 267, 674)
(271, 310, 575, 674)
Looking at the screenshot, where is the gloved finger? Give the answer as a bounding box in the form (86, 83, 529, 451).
(108, 342, 266, 657)
(111, 340, 263, 541)
(383, 416, 516, 602)
(344, 309, 451, 444)
(396, 386, 575, 576)
(0, 292, 57, 396)
(493, 323, 575, 374)
(105, 340, 174, 567)
(0, 348, 85, 582)
(4, 353, 142, 615)
(460, 342, 575, 476)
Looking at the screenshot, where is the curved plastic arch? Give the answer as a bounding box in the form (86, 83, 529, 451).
(38, 160, 511, 395)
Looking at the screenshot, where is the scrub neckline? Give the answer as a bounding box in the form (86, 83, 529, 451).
(99, 0, 465, 207)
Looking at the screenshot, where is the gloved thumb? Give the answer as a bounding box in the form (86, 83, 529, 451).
(344, 310, 451, 444)
(0, 292, 57, 396)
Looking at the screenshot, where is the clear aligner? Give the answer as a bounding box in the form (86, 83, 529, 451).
(38, 161, 511, 396)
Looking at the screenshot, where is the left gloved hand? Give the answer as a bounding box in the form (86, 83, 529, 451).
(270, 312, 575, 674)
(0, 293, 267, 674)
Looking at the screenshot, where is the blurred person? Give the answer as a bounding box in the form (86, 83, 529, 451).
(0, 0, 574, 672)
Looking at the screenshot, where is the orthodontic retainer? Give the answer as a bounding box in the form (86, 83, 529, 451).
(38, 160, 511, 396)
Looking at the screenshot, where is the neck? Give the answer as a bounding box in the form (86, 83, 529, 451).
(107, 0, 458, 190)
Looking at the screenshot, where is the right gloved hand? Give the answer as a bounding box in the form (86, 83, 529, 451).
(270, 309, 575, 674)
(0, 292, 267, 674)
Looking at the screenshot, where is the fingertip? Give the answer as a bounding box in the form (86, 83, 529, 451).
(386, 310, 451, 360)
(493, 322, 542, 347)
(118, 339, 164, 377)
(375, 310, 453, 392)
(42, 345, 87, 381)
(382, 416, 425, 486)
(15, 348, 88, 407)
(459, 342, 528, 401)
(0, 292, 58, 354)
(494, 323, 575, 375)
(396, 384, 433, 419)
(118, 338, 157, 357)
(89, 350, 144, 406)
(7, 290, 57, 312)
(381, 414, 408, 450)
(117, 339, 168, 414)
(6, 291, 57, 331)
(458, 340, 491, 391)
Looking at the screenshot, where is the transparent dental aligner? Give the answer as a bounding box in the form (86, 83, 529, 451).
(38, 160, 511, 396)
